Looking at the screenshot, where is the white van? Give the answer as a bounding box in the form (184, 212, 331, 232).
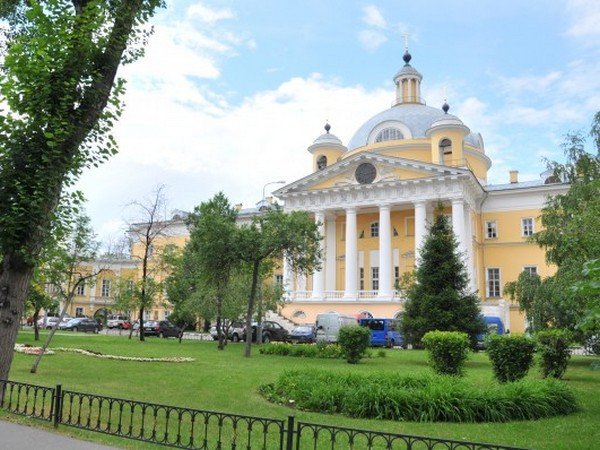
(315, 313, 357, 343)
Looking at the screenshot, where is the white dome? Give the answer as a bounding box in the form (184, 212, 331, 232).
(347, 103, 481, 151)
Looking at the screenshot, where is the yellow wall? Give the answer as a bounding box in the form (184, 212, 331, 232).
(312, 147, 344, 172)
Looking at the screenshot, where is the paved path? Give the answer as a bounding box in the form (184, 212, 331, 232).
(0, 420, 119, 449)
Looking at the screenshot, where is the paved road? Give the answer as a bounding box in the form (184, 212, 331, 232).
(0, 420, 119, 449)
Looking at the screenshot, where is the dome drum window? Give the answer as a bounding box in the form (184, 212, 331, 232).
(375, 127, 403, 143)
(316, 155, 327, 170)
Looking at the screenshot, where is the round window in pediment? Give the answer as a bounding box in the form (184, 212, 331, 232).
(355, 163, 377, 184)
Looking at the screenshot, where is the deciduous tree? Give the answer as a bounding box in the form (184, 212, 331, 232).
(0, 0, 163, 382)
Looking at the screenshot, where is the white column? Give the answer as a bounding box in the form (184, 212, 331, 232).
(325, 217, 337, 292)
(283, 255, 292, 300)
(312, 211, 325, 299)
(378, 204, 393, 299)
(452, 199, 467, 260)
(408, 78, 413, 101)
(414, 201, 427, 265)
(343, 208, 358, 299)
(464, 205, 476, 291)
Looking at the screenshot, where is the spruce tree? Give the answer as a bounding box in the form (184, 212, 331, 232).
(401, 211, 485, 347)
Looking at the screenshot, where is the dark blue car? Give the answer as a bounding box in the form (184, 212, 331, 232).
(476, 316, 505, 349)
(289, 325, 316, 344)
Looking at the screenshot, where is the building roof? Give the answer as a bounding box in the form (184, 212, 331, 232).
(347, 103, 482, 151)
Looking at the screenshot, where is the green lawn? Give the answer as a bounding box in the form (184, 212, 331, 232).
(5, 330, 600, 450)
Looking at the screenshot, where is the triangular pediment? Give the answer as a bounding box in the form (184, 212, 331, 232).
(275, 152, 469, 195)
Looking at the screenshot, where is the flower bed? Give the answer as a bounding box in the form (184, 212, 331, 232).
(14, 344, 194, 363)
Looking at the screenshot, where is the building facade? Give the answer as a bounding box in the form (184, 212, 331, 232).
(274, 50, 568, 332)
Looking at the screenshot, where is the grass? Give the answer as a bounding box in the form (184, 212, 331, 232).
(5, 330, 600, 450)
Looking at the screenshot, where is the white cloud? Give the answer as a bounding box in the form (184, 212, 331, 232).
(362, 5, 387, 29)
(186, 2, 234, 24)
(566, 0, 600, 38)
(358, 29, 388, 50)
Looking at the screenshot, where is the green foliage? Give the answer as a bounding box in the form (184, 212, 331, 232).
(536, 330, 573, 379)
(338, 325, 371, 364)
(573, 259, 600, 335)
(259, 370, 578, 422)
(401, 212, 485, 347)
(528, 113, 600, 335)
(258, 343, 343, 358)
(422, 331, 470, 376)
(485, 334, 535, 383)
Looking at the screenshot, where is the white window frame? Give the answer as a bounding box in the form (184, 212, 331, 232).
(75, 307, 84, 317)
(486, 268, 501, 298)
(521, 217, 534, 237)
(405, 216, 415, 237)
(523, 266, 538, 276)
(370, 221, 379, 238)
(359, 267, 365, 290)
(76, 284, 85, 296)
(275, 274, 283, 286)
(371, 267, 379, 291)
(101, 279, 111, 297)
(394, 266, 400, 286)
(485, 220, 497, 239)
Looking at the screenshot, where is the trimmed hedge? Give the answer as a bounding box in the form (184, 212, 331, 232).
(486, 334, 535, 383)
(422, 330, 470, 376)
(259, 370, 578, 422)
(338, 325, 371, 364)
(536, 329, 572, 379)
(258, 342, 343, 359)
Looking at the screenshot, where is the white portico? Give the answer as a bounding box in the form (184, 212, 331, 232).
(276, 152, 484, 303)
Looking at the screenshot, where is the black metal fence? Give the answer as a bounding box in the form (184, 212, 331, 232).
(0, 379, 527, 450)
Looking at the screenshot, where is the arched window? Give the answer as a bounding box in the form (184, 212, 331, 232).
(292, 310, 307, 320)
(375, 127, 403, 143)
(316, 155, 327, 170)
(359, 311, 373, 319)
(439, 138, 452, 164)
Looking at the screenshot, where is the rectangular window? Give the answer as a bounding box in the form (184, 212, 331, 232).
(370, 222, 379, 238)
(76, 284, 85, 296)
(394, 266, 400, 286)
(371, 267, 379, 291)
(359, 268, 365, 290)
(275, 274, 283, 286)
(75, 307, 84, 317)
(126, 279, 134, 292)
(521, 218, 534, 237)
(164, 310, 171, 318)
(405, 217, 415, 237)
(487, 268, 501, 298)
(523, 266, 538, 276)
(486, 221, 497, 239)
(101, 279, 111, 297)
(144, 310, 151, 320)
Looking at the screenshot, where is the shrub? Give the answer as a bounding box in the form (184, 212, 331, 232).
(259, 370, 578, 422)
(486, 334, 535, 382)
(258, 342, 342, 359)
(536, 329, 572, 379)
(338, 325, 371, 364)
(422, 330, 470, 376)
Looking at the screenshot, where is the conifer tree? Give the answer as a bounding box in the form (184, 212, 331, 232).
(401, 211, 485, 347)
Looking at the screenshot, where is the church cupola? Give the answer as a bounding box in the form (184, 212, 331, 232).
(308, 122, 347, 172)
(393, 45, 423, 106)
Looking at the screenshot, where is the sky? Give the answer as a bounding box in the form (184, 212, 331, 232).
(75, 0, 600, 243)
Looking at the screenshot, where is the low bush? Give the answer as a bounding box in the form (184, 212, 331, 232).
(486, 334, 535, 383)
(259, 370, 577, 422)
(258, 342, 342, 359)
(422, 331, 470, 376)
(536, 329, 572, 379)
(338, 325, 371, 364)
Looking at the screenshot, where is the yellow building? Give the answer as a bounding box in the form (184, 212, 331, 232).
(272, 49, 568, 332)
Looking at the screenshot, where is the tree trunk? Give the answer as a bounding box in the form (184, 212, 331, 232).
(30, 299, 72, 374)
(33, 309, 40, 341)
(216, 296, 224, 350)
(244, 261, 261, 357)
(139, 307, 145, 342)
(0, 253, 35, 386)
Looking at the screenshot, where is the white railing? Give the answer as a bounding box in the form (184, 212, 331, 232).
(286, 290, 406, 302)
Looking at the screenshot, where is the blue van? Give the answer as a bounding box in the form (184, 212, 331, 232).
(358, 318, 404, 348)
(476, 316, 505, 349)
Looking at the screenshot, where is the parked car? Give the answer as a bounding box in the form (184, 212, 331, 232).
(59, 318, 101, 333)
(106, 314, 131, 329)
(141, 320, 181, 338)
(358, 318, 405, 348)
(252, 321, 289, 343)
(227, 321, 246, 342)
(37, 315, 72, 329)
(289, 325, 316, 344)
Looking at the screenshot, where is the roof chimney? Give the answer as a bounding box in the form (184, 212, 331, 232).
(509, 170, 519, 184)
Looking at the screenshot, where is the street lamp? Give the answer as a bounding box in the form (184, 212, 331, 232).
(262, 180, 286, 202)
